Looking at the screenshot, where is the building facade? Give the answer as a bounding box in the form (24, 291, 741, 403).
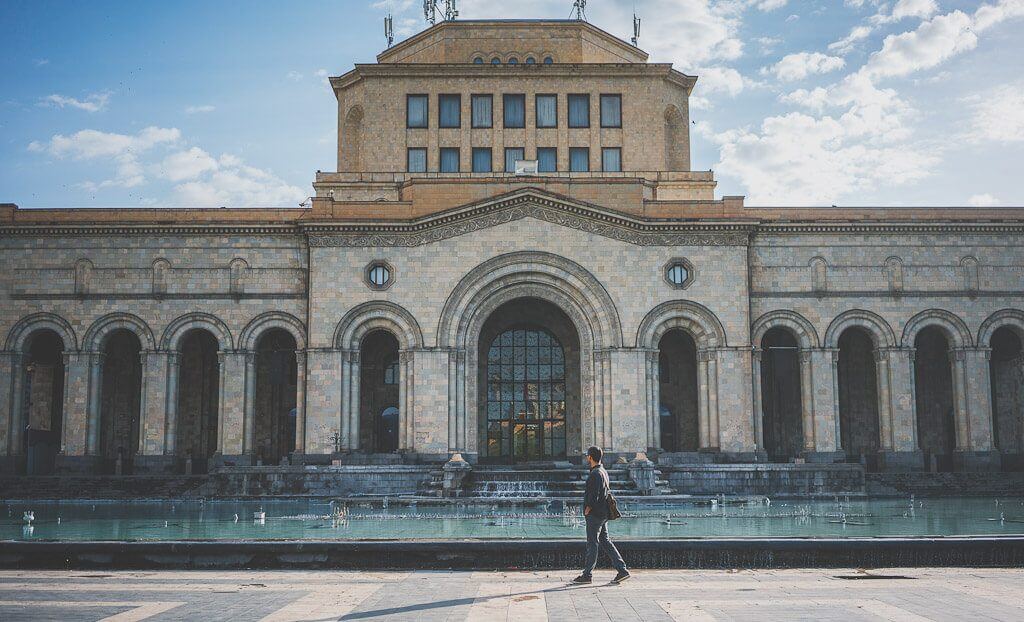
(2, 20, 1023, 475)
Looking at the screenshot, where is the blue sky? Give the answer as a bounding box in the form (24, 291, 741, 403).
(2, 0, 1022, 208)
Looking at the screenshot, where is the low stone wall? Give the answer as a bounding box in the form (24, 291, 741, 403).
(196, 465, 434, 497)
(663, 464, 865, 497)
(3, 537, 1021, 569)
(866, 472, 1024, 497)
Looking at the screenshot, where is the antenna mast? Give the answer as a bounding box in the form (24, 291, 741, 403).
(631, 13, 641, 47)
(424, 0, 457, 25)
(572, 0, 587, 21)
(444, 0, 459, 21)
(384, 14, 394, 47)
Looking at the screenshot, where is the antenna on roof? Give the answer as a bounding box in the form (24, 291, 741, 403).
(632, 13, 641, 47)
(384, 14, 394, 47)
(572, 0, 587, 21)
(444, 0, 458, 21)
(423, 0, 437, 25)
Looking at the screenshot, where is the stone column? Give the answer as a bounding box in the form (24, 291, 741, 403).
(706, 348, 721, 450)
(303, 348, 343, 455)
(751, 348, 764, 453)
(806, 348, 841, 460)
(877, 347, 923, 470)
(798, 349, 816, 452)
(293, 350, 307, 454)
(216, 350, 247, 460)
(85, 351, 105, 456)
(953, 347, 1000, 470)
(696, 350, 710, 449)
(0, 351, 23, 464)
(874, 347, 894, 451)
(398, 349, 409, 451)
(348, 351, 361, 451)
(340, 349, 352, 449)
(162, 351, 180, 455)
(643, 349, 660, 451)
(242, 350, 257, 455)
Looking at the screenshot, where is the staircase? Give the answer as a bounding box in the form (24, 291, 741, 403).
(422, 465, 673, 498)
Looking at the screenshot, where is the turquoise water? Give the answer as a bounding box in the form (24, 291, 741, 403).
(3, 497, 1024, 541)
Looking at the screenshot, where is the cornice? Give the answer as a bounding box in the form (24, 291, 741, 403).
(0, 224, 302, 236)
(756, 222, 1024, 235)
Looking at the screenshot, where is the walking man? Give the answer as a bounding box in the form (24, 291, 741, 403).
(573, 445, 631, 584)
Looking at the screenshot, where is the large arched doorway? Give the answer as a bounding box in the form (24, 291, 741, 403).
(657, 330, 699, 452)
(359, 329, 400, 453)
(478, 298, 580, 463)
(99, 330, 142, 473)
(760, 327, 803, 462)
(22, 330, 66, 475)
(989, 326, 1023, 467)
(837, 327, 880, 465)
(254, 329, 297, 464)
(914, 326, 956, 471)
(176, 329, 220, 473)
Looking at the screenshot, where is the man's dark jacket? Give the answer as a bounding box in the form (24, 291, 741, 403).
(583, 463, 611, 519)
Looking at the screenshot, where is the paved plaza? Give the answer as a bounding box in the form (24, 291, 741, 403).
(0, 567, 1022, 621)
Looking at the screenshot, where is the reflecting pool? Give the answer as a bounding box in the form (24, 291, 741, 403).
(3, 497, 1024, 541)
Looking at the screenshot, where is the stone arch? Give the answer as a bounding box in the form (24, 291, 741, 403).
(334, 301, 423, 351)
(824, 309, 897, 349)
(810, 257, 828, 293)
(83, 313, 157, 352)
(751, 310, 819, 350)
(901, 309, 972, 349)
(636, 300, 729, 349)
(341, 105, 364, 171)
(5, 312, 78, 352)
(240, 312, 307, 351)
(160, 312, 234, 351)
(664, 104, 687, 171)
(978, 309, 1024, 346)
(438, 251, 622, 350)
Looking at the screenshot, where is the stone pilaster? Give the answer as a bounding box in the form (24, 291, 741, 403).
(242, 350, 257, 455)
(216, 350, 247, 460)
(953, 347, 1000, 471)
(751, 348, 764, 453)
(714, 347, 758, 457)
(606, 348, 647, 455)
(0, 351, 23, 461)
(643, 349, 660, 451)
(412, 348, 448, 459)
(293, 350, 307, 454)
(347, 350, 361, 451)
(85, 351, 105, 456)
(877, 347, 924, 470)
(303, 348, 343, 456)
(56, 350, 102, 472)
(805, 348, 842, 461)
(135, 350, 176, 473)
(798, 349, 815, 452)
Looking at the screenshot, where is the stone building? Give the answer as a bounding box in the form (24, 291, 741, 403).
(1, 20, 1023, 476)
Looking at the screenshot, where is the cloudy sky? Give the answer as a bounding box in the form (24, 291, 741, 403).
(1, 0, 1022, 208)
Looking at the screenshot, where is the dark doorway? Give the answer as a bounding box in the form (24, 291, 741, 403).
(176, 329, 220, 473)
(23, 330, 65, 475)
(837, 327, 880, 465)
(99, 330, 142, 474)
(989, 326, 1023, 463)
(914, 326, 956, 471)
(478, 298, 581, 464)
(658, 330, 699, 452)
(761, 327, 803, 462)
(359, 330, 400, 452)
(254, 329, 298, 464)
(379, 406, 400, 453)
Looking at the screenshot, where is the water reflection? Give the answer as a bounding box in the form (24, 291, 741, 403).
(2, 497, 1023, 541)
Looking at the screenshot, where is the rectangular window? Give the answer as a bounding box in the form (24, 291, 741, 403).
(504, 147, 525, 172)
(407, 148, 427, 173)
(535, 94, 557, 128)
(602, 147, 622, 172)
(472, 147, 492, 173)
(600, 94, 622, 128)
(471, 94, 492, 128)
(568, 94, 590, 128)
(439, 94, 461, 128)
(503, 94, 525, 128)
(407, 94, 428, 128)
(440, 147, 460, 173)
(569, 147, 590, 172)
(537, 147, 557, 172)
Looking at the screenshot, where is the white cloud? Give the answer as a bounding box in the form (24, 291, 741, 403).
(828, 25, 873, 54)
(184, 104, 215, 114)
(968, 193, 1001, 207)
(863, 10, 977, 79)
(755, 36, 782, 54)
(39, 91, 111, 113)
(34, 58, 49, 67)
(891, 0, 939, 21)
(33, 126, 180, 159)
(754, 0, 787, 11)
(173, 154, 306, 207)
(965, 83, 1024, 143)
(695, 66, 747, 96)
(287, 70, 303, 81)
(765, 52, 845, 81)
(160, 147, 219, 181)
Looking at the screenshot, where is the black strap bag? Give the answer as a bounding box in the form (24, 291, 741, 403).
(606, 492, 622, 520)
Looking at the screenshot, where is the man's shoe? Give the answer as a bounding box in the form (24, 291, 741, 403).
(611, 570, 631, 584)
(571, 574, 593, 584)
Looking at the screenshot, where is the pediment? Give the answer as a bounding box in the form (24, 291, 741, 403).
(306, 188, 751, 248)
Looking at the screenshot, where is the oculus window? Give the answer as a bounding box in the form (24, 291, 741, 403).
(406, 95, 428, 128)
(365, 261, 394, 290)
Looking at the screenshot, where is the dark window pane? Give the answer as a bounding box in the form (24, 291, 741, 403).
(503, 94, 525, 128)
(472, 147, 492, 173)
(536, 95, 557, 127)
(439, 94, 460, 128)
(600, 94, 622, 127)
(568, 94, 589, 128)
(504, 147, 525, 172)
(407, 95, 428, 128)
(570, 147, 589, 172)
(602, 147, 622, 172)
(440, 147, 459, 172)
(471, 95, 492, 128)
(406, 148, 426, 172)
(537, 148, 557, 172)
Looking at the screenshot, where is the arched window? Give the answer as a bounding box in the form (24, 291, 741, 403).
(543, 56, 553, 64)
(508, 57, 518, 65)
(473, 57, 484, 64)
(491, 57, 501, 65)
(485, 327, 566, 461)
(383, 356, 399, 385)
(525, 57, 536, 64)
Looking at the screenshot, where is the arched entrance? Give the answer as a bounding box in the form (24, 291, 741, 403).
(760, 327, 803, 462)
(914, 326, 956, 471)
(254, 329, 297, 464)
(22, 330, 66, 475)
(478, 298, 580, 463)
(989, 326, 1023, 463)
(359, 329, 400, 453)
(99, 330, 142, 473)
(837, 327, 880, 464)
(379, 406, 400, 453)
(176, 329, 220, 473)
(657, 330, 699, 452)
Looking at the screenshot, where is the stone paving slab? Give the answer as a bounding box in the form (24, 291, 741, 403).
(0, 568, 1022, 621)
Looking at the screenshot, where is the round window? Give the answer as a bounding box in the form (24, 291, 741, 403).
(525, 57, 536, 64)
(666, 262, 689, 287)
(543, 56, 553, 64)
(508, 57, 518, 65)
(367, 263, 392, 289)
(491, 57, 501, 65)
(473, 57, 484, 64)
